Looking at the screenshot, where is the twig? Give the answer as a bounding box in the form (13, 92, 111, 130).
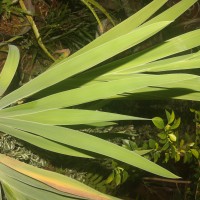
(143, 177, 191, 184)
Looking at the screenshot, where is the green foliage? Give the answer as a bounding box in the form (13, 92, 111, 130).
(84, 159, 130, 193)
(120, 109, 200, 199)
(152, 110, 200, 164)
(0, 45, 20, 97)
(0, 0, 200, 199)
(121, 108, 199, 164)
(106, 167, 129, 187)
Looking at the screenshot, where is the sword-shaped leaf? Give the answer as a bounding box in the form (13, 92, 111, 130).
(0, 74, 197, 116)
(0, 154, 119, 200)
(2, 109, 146, 125)
(0, 45, 20, 97)
(0, 120, 179, 178)
(0, 21, 171, 109)
(0, 123, 93, 158)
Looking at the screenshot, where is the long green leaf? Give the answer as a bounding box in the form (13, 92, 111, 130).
(70, 0, 167, 56)
(0, 154, 118, 200)
(0, 0, 197, 108)
(0, 45, 20, 97)
(101, 28, 200, 75)
(0, 74, 197, 115)
(61, 30, 200, 86)
(1, 177, 78, 200)
(68, 0, 199, 82)
(1, 109, 146, 125)
(0, 1, 198, 187)
(142, 0, 197, 26)
(0, 21, 171, 109)
(0, 118, 179, 178)
(0, 123, 93, 158)
(50, 0, 166, 71)
(117, 83, 200, 101)
(126, 56, 200, 73)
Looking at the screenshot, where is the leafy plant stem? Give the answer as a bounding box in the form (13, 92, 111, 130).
(81, 0, 103, 33)
(18, 0, 55, 61)
(86, 0, 115, 26)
